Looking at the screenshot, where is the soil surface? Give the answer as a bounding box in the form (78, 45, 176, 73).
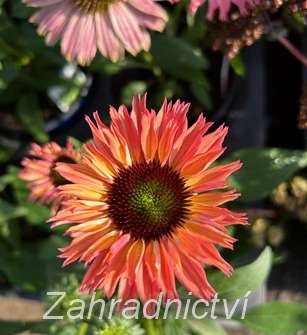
(0, 296, 43, 321)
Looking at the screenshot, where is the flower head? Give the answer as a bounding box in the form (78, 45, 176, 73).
(206, 0, 261, 20)
(170, 0, 261, 20)
(51, 95, 247, 305)
(23, 0, 168, 64)
(20, 139, 81, 207)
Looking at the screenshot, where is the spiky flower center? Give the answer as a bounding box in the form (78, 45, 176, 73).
(73, 0, 117, 13)
(108, 161, 191, 241)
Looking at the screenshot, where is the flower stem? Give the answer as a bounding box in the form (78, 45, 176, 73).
(277, 36, 307, 67)
(142, 319, 157, 335)
(78, 322, 89, 335)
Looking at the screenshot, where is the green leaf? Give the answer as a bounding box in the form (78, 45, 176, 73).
(0, 60, 20, 89)
(51, 324, 79, 335)
(208, 247, 273, 301)
(16, 93, 49, 143)
(0, 248, 46, 291)
(190, 75, 212, 110)
(3, 168, 50, 225)
(6, 167, 50, 227)
(7, 166, 28, 204)
(0, 221, 21, 246)
(0, 320, 48, 335)
(230, 54, 246, 77)
(0, 145, 14, 164)
(121, 81, 148, 106)
(149, 80, 182, 108)
(21, 203, 50, 226)
(0, 236, 68, 292)
(0, 321, 35, 335)
(161, 317, 187, 335)
(188, 319, 227, 335)
(225, 148, 307, 202)
(10, 0, 32, 19)
(90, 57, 149, 75)
(0, 1, 6, 13)
(0, 199, 27, 222)
(151, 33, 208, 81)
(38, 235, 68, 262)
(0, 173, 13, 192)
(238, 302, 307, 335)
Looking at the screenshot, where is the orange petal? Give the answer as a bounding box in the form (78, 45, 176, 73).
(157, 240, 178, 300)
(141, 111, 158, 161)
(187, 161, 242, 192)
(126, 239, 146, 284)
(181, 148, 225, 178)
(191, 190, 240, 206)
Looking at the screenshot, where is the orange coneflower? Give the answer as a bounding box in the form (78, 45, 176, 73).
(51, 95, 247, 304)
(20, 139, 81, 207)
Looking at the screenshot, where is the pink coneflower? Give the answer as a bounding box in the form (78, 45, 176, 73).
(20, 139, 81, 207)
(50, 95, 247, 305)
(206, 0, 261, 20)
(170, 0, 261, 20)
(23, 0, 168, 64)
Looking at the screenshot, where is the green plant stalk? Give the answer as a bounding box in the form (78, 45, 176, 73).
(78, 322, 89, 335)
(142, 319, 158, 335)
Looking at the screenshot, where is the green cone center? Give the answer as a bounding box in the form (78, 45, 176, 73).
(130, 181, 176, 224)
(108, 161, 191, 241)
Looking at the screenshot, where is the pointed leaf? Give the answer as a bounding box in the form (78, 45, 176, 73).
(238, 302, 307, 335)
(208, 247, 273, 301)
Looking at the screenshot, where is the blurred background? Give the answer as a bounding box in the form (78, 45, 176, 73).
(0, 0, 307, 334)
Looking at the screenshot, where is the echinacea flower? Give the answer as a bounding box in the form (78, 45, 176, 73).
(207, 0, 261, 20)
(51, 95, 247, 305)
(23, 0, 168, 64)
(170, 0, 260, 20)
(20, 139, 81, 207)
